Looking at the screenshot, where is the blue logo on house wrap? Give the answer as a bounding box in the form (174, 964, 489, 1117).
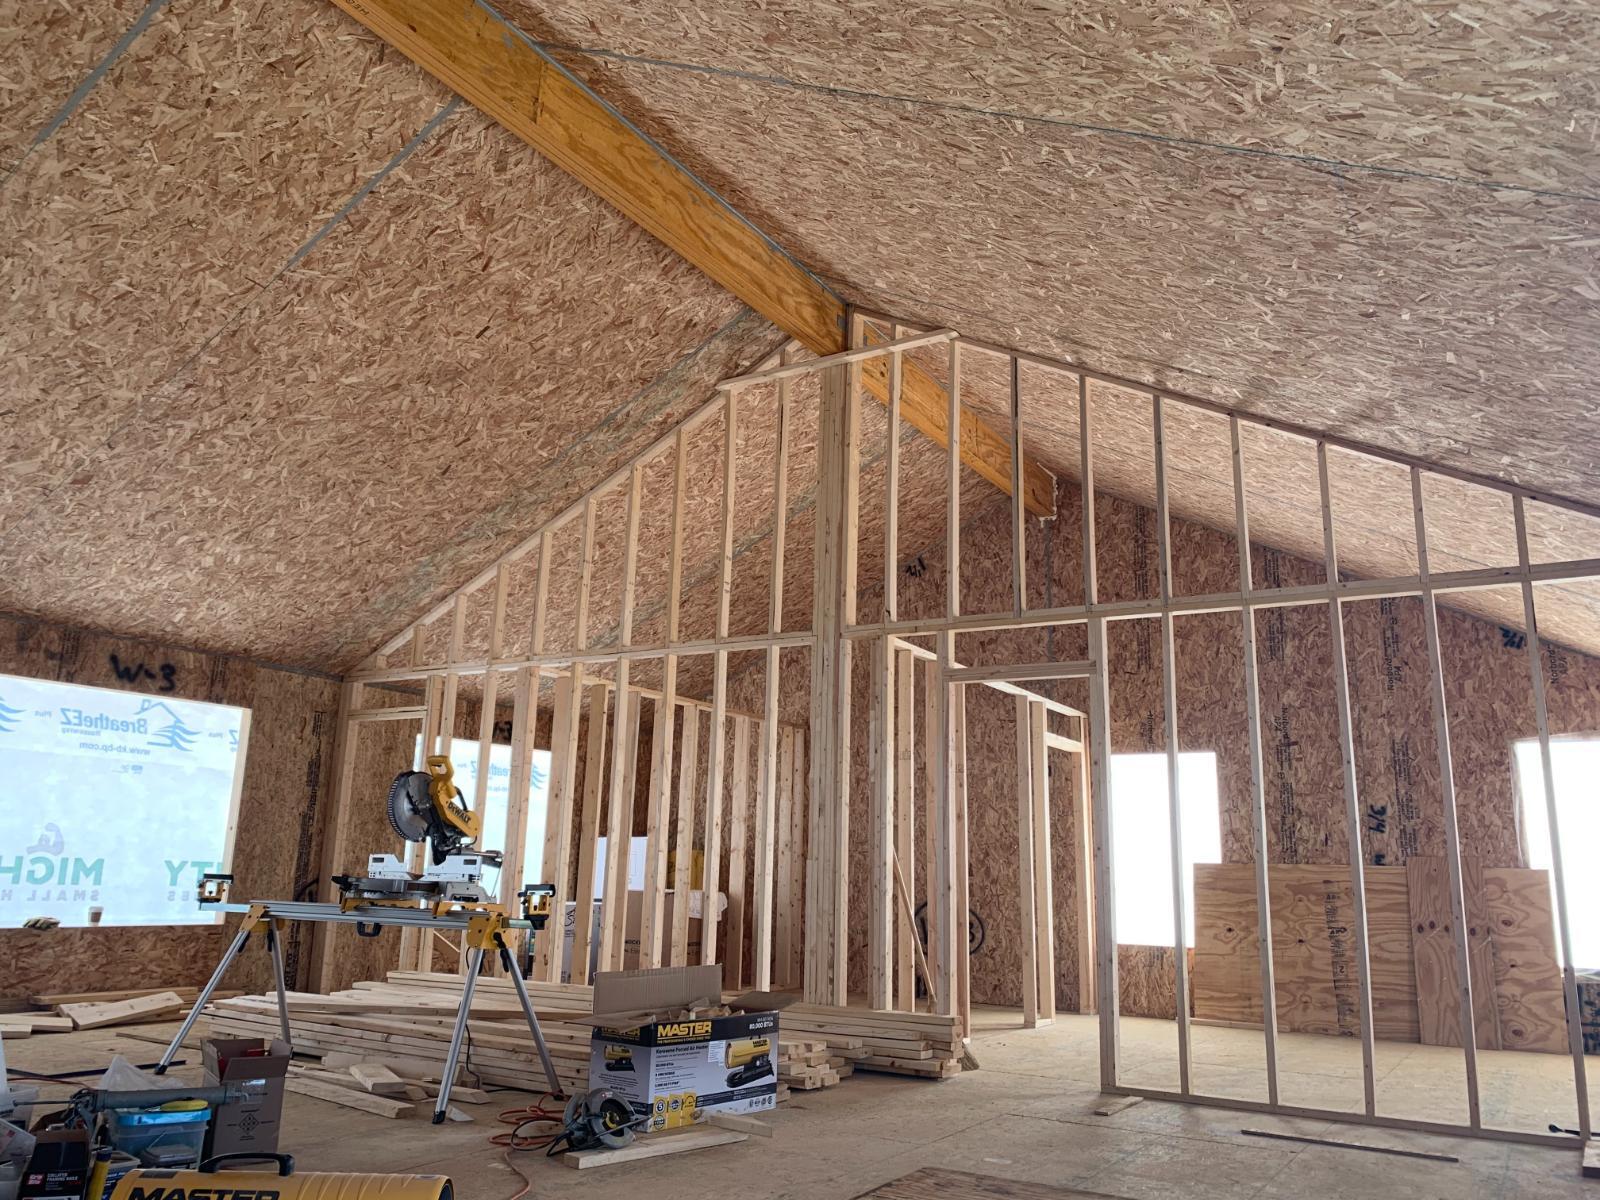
(136, 700, 198, 752)
(0, 695, 21, 734)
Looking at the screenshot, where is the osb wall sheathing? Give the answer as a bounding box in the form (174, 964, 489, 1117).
(859, 475, 1600, 1019)
(537, 26, 1600, 509)
(2, 0, 777, 674)
(0, 614, 338, 998)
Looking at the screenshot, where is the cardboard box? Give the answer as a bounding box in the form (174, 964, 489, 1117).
(19, 1129, 89, 1200)
(621, 891, 702, 970)
(588, 1011, 778, 1131)
(201, 1037, 290, 1160)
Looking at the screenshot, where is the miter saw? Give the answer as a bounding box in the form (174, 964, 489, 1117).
(332, 755, 503, 909)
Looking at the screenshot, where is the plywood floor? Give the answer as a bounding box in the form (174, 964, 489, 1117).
(4, 1013, 1591, 1200)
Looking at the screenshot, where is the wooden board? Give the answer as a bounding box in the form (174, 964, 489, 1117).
(1191, 864, 1418, 1042)
(853, 1168, 1122, 1199)
(1481, 867, 1568, 1055)
(59, 991, 185, 1030)
(562, 1127, 747, 1169)
(1407, 856, 1498, 1050)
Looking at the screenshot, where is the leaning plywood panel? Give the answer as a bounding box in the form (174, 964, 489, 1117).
(1482, 867, 1568, 1055)
(1407, 856, 1499, 1051)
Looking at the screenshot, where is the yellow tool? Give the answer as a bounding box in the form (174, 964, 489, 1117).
(724, 1036, 773, 1088)
(109, 1153, 453, 1200)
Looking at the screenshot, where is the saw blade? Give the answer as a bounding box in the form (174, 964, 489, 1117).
(386, 771, 434, 843)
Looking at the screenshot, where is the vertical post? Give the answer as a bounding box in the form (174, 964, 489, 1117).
(930, 336, 963, 1018)
(1073, 727, 1096, 1015)
(670, 704, 700, 965)
(1513, 496, 1591, 1139)
(598, 465, 642, 972)
(805, 359, 857, 1004)
(1319, 444, 1379, 1114)
(642, 430, 689, 969)
(1082, 376, 1118, 1087)
(1410, 466, 1482, 1126)
(868, 637, 896, 1009)
(954, 681, 971, 1037)
(1015, 694, 1040, 1027)
(702, 393, 737, 966)
(472, 564, 512, 864)
(1029, 700, 1056, 1023)
(1230, 416, 1280, 1105)
(569, 683, 610, 984)
(894, 647, 917, 1010)
(496, 667, 535, 970)
(1153, 395, 1192, 1093)
(1010, 354, 1027, 616)
(921, 657, 941, 1005)
(885, 347, 902, 621)
(726, 715, 752, 990)
(538, 671, 583, 983)
(788, 730, 807, 988)
(775, 726, 796, 985)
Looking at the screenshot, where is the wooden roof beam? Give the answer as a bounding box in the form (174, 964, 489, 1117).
(325, 0, 1054, 517)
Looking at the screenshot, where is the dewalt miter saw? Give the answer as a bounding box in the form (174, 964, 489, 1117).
(333, 756, 502, 908)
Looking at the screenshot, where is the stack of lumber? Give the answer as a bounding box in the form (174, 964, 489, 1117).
(281, 1058, 495, 1120)
(777, 1003, 962, 1079)
(202, 971, 964, 1102)
(776, 1037, 852, 1090)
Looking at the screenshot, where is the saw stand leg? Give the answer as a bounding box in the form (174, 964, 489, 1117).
(434, 947, 485, 1124)
(497, 933, 563, 1101)
(154, 919, 256, 1074)
(266, 919, 293, 1050)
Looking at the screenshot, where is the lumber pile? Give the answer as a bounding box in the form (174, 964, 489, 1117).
(0, 987, 249, 1039)
(201, 971, 963, 1105)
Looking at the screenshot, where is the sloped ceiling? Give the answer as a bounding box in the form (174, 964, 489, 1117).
(3, 0, 1597, 674)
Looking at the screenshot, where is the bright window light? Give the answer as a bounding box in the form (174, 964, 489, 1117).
(0, 672, 249, 928)
(1109, 751, 1222, 947)
(1513, 736, 1600, 970)
(415, 737, 551, 891)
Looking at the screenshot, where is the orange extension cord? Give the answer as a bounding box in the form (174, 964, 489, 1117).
(490, 1094, 567, 1200)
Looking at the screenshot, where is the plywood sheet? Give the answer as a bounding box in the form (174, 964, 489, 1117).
(1481, 866, 1567, 1055)
(1406, 855, 1498, 1050)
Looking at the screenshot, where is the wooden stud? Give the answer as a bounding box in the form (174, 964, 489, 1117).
(954, 680, 971, 1037)
(642, 430, 689, 969)
(1010, 355, 1027, 616)
(755, 680, 781, 991)
(670, 704, 701, 966)
(894, 647, 917, 1010)
(1015, 695, 1040, 1027)
(312, 680, 363, 990)
(1029, 700, 1056, 1023)
(787, 729, 807, 987)
(701, 396, 737, 967)
(537, 670, 583, 983)
(1230, 416, 1280, 1106)
(597, 465, 642, 972)
(570, 684, 610, 984)
(921, 656, 941, 1008)
(868, 637, 896, 1010)
(774, 726, 796, 985)
(885, 347, 902, 621)
(1073, 720, 1096, 1015)
(1513, 496, 1591, 1139)
(1153, 396, 1192, 1093)
(725, 715, 752, 990)
(1319, 443, 1380, 1116)
(1409, 465, 1482, 1127)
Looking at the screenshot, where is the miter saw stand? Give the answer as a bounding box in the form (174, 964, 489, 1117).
(153, 759, 566, 1122)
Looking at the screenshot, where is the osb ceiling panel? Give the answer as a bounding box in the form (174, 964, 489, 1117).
(540, 39, 1600, 509)
(508, 0, 1599, 194)
(0, 101, 769, 670)
(0, 0, 449, 516)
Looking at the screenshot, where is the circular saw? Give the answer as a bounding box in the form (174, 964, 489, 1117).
(549, 1088, 641, 1155)
(388, 755, 482, 865)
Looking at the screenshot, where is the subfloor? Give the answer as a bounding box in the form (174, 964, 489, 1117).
(6, 1010, 1594, 1200)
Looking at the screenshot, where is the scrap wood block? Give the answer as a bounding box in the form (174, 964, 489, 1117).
(349, 1062, 408, 1096)
(60, 991, 185, 1030)
(563, 1127, 747, 1169)
(284, 1075, 415, 1119)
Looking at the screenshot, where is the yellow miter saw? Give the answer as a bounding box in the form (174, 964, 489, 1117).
(333, 755, 502, 908)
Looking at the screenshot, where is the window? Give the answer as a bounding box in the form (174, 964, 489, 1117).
(415, 737, 551, 892)
(1108, 751, 1222, 947)
(1513, 736, 1600, 970)
(0, 672, 249, 928)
